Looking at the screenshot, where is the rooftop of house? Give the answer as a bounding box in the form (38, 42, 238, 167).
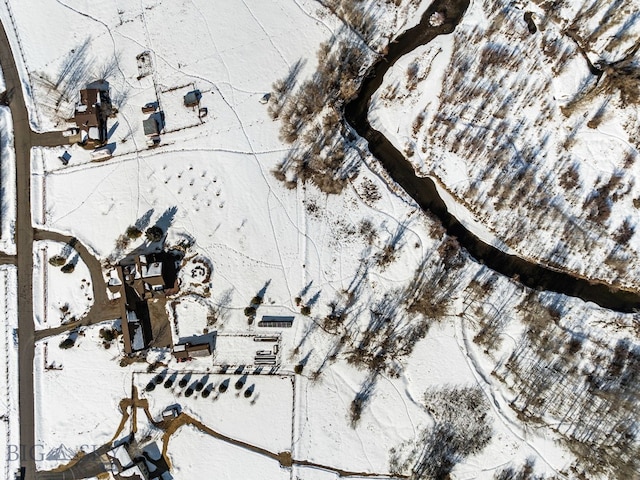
(141, 261, 162, 279)
(107, 444, 134, 472)
(80, 88, 100, 107)
(111, 252, 178, 354)
(142, 116, 159, 136)
(183, 89, 201, 106)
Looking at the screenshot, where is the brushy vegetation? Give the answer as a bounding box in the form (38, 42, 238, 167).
(494, 459, 552, 480)
(413, 0, 640, 285)
(293, 231, 463, 425)
(492, 292, 640, 480)
(389, 386, 492, 479)
(269, 0, 390, 194)
(48, 255, 66, 267)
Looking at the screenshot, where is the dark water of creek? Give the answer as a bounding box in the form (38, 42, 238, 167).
(344, 0, 640, 313)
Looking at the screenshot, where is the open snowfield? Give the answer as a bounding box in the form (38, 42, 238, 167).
(0, 266, 19, 480)
(32, 239, 93, 330)
(7, 0, 640, 478)
(0, 106, 16, 255)
(167, 424, 289, 480)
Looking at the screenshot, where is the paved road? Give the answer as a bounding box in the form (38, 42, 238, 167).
(0, 18, 69, 480)
(0, 253, 16, 265)
(0, 16, 37, 480)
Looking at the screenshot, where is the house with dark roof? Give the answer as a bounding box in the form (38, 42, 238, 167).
(110, 253, 173, 354)
(72, 82, 112, 146)
(183, 89, 202, 107)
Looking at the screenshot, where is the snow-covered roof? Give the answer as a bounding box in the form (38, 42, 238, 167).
(126, 310, 138, 322)
(107, 444, 133, 471)
(141, 262, 162, 279)
(131, 324, 145, 351)
(120, 464, 146, 479)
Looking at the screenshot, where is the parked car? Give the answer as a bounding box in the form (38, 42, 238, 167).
(162, 405, 180, 420)
(62, 127, 79, 137)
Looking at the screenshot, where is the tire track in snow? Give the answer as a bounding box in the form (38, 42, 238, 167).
(241, 0, 290, 70)
(453, 317, 568, 478)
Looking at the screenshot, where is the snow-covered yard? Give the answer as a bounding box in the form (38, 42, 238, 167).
(167, 424, 289, 480)
(32, 239, 93, 330)
(0, 106, 15, 255)
(0, 266, 19, 480)
(33, 322, 168, 471)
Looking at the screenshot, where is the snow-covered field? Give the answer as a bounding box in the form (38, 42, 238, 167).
(0, 106, 16, 255)
(167, 425, 289, 480)
(0, 266, 19, 480)
(32, 239, 93, 330)
(8, 0, 640, 479)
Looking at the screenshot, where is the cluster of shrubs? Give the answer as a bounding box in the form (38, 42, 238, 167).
(145, 371, 255, 400)
(270, 30, 373, 194)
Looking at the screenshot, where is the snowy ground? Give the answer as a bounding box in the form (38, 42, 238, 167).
(294, 318, 575, 478)
(32, 239, 93, 331)
(0, 266, 19, 480)
(370, 0, 640, 288)
(10, 0, 639, 478)
(34, 322, 144, 471)
(167, 425, 289, 480)
(0, 106, 16, 255)
(136, 372, 294, 454)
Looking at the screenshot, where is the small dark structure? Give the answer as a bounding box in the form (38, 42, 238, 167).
(141, 102, 157, 114)
(183, 89, 202, 107)
(58, 151, 71, 166)
(258, 316, 294, 328)
(172, 341, 212, 361)
(162, 405, 180, 420)
(143, 116, 159, 137)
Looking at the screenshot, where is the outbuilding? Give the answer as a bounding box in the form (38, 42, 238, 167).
(183, 89, 202, 107)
